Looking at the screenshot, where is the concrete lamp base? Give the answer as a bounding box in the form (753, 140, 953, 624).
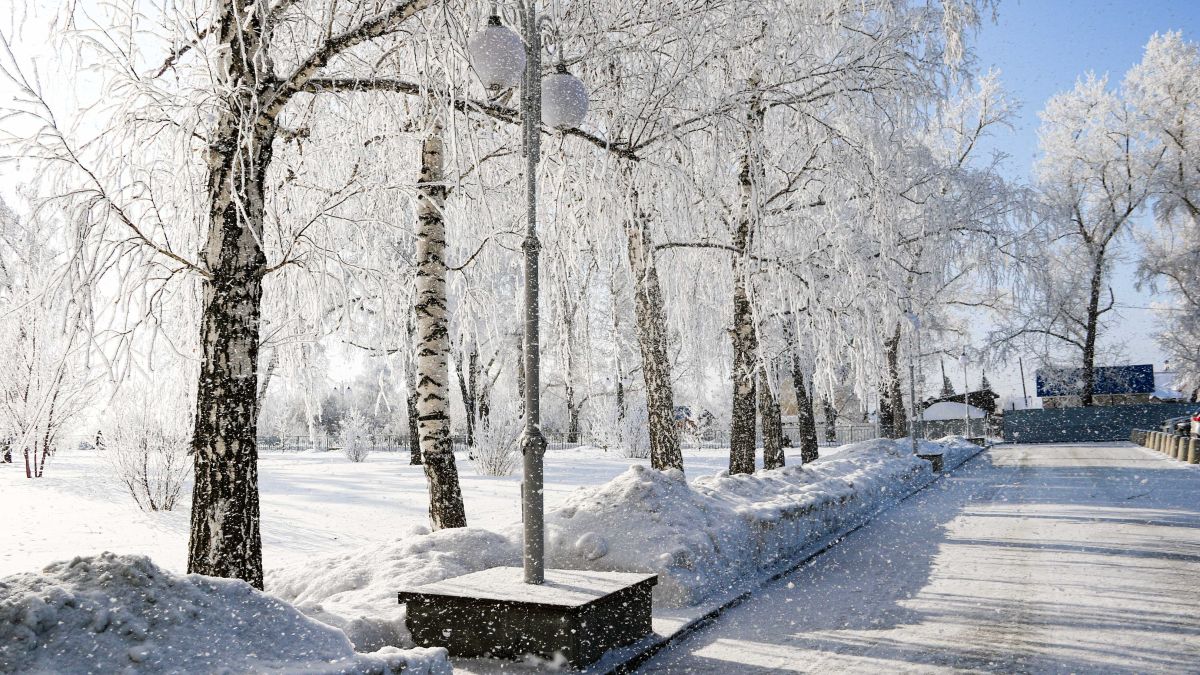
(398, 567, 658, 669)
(917, 453, 944, 472)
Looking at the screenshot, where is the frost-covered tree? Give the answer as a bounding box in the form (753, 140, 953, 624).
(1, 0, 471, 587)
(0, 198, 93, 479)
(992, 74, 1159, 406)
(1127, 33, 1200, 396)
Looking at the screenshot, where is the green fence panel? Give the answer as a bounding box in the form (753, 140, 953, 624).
(1002, 403, 1200, 444)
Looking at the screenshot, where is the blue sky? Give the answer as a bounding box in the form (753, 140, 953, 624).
(964, 0, 1200, 403)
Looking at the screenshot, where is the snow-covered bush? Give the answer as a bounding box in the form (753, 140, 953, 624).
(618, 404, 651, 459)
(339, 408, 371, 462)
(471, 409, 520, 476)
(103, 389, 192, 512)
(0, 552, 450, 674)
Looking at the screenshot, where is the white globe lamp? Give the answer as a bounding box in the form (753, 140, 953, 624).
(468, 16, 526, 90)
(541, 65, 588, 129)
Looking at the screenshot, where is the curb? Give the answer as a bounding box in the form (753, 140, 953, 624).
(591, 443, 990, 675)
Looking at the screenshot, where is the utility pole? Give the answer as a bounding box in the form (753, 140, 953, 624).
(1019, 357, 1029, 408)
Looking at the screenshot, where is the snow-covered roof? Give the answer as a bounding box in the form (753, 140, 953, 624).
(922, 401, 987, 420)
(1153, 371, 1188, 400)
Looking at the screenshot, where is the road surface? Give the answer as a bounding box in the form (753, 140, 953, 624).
(639, 443, 1200, 674)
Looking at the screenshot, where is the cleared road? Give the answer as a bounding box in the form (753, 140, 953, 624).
(639, 443, 1200, 674)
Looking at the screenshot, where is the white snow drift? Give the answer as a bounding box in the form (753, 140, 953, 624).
(0, 552, 449, 674)
(270, 437, 980, 649)
(546, 437, 979, 606)
(269, 527, 517, 652)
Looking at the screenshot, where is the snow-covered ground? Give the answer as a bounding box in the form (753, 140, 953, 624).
(269, 437, 980, 655)
(0, 553, 450, 674)
(0, 444, 818, 579)
(640, 442, 1200, 673)
(2, 439, 980, 672)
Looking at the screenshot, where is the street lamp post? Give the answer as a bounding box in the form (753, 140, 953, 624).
(518, 0, 547, 586)
(395, 11, 651, 667)
(959, 350, 970, 439)
(468, 0, 588, 585)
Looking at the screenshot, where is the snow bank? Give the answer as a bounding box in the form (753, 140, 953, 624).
(267, 527, 517, 651)
(544, 438, 979, 606)
(270, 437, 981, 645)
(0, 552, 450, 674)
(545, 465, 755, 607)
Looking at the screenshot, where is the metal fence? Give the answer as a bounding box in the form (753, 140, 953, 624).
(258, 421, 888, 457)
(1002, 402, 1200, 444)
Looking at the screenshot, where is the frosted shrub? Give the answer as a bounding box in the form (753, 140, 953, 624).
(586, 395, 649, 458)
(340, 409, 371, 462)
(104, 392, 192, 512)
(619, 406, 651, 459)
(472, 411, 520, 476)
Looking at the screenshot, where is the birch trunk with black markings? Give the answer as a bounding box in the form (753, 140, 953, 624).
(413, 127, 466, 529)
(758, 369, 784, 470)
(624, 179, 683, 472)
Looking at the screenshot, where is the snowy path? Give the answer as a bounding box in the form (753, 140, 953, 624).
(639, 443, 1200, 674)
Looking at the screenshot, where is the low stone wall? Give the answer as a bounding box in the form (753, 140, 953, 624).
(1131, 428, 1198, 464)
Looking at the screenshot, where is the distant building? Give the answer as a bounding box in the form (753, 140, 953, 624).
(919, 401, 989, 439)
(923, 387, 999, 415)
(1035, 364, 1156, 409)
(673, 406, 714, 433)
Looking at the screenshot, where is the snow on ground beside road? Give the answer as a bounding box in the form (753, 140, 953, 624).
(639, 442, 1200, 674)
(269, 438, 977, 649)
(546, 437, 980, 607)
(0, 443, 824, 651)
(0, 444, 775, 579)
(268, 527, 518, 652)
(0, 552, 450, 674)
(0, 439, 966, 657)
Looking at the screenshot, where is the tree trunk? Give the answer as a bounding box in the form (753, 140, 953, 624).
(822, 398, 838, 443)
(186, 3, 274, 584)
(560, 284, 583, 444)
(880, 324, 907, 439)
(515, 330, 526, 418)
(758, 370, 784, 470)
(609, 274, 628, 424)
(414, 128, 466, 529)
(257, 347, 279, 404)
(728, 266, 758, 474)
(566, 396, 582, 443)
(187, 142, 269, 588)
(727, 103, 762, 475)
(406, 376, 421, 465)
(783, 322, 819, 463)
(455, 344, 475, 448)
(623, 179, 683, 472)
(1081, 257, 1105, 407)
(792, 365, 819, 464)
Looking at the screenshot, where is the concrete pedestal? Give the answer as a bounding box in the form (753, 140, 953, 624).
(917, 453, 944, 472)
(398, 567, 657, 669)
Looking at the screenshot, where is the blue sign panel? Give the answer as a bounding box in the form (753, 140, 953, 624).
(1035, 364, 1155, 397)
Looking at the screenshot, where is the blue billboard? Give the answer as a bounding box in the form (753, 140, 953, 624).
(1035, 364, 1155, 397)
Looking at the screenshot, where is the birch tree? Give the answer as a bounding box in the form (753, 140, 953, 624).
(2, 0, 461, 587)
